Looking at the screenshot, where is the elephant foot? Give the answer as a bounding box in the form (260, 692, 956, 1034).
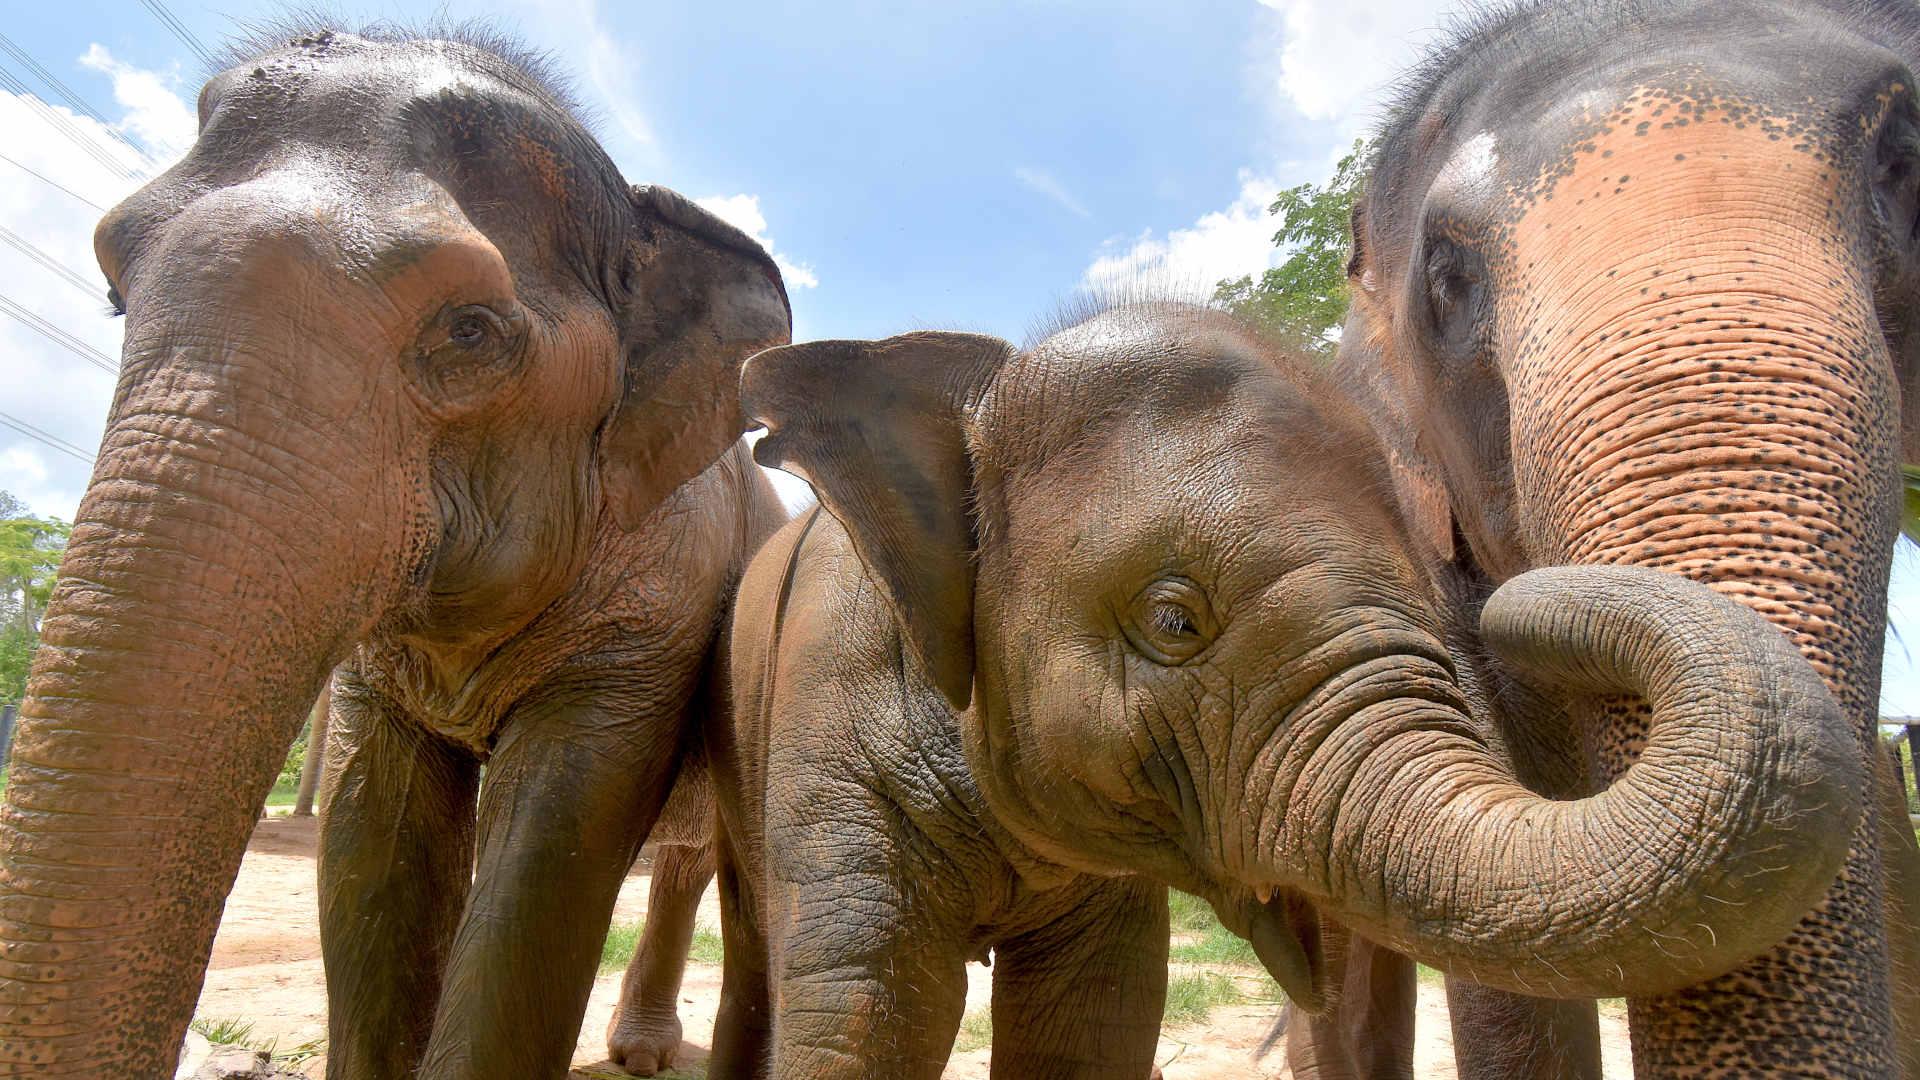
(606, 1007, 684, 1076)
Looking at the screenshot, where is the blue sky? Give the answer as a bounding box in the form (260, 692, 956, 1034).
(3, 0, 1920, 722)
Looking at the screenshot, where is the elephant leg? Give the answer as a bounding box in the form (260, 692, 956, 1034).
(708, 816, 772, 1079)
(318, 681, 479, 1080)
(1874, 750, 1920, 1080)
(607, 840, 716, 1076)
(1284, 932, 1415, 1080)
(986, 877, 1169, 1080)
(416, 703, 682, 1079)
(762, 789, 971, 1080)
(1446, 980, 1600, 1080)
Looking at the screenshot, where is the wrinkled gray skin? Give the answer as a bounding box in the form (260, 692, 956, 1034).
(733, 305, 1862, 1075)
(0, 25, 789, 1077)
(701, 503, 1171, 1080)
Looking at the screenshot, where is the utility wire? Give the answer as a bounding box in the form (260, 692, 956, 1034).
(0, 65, 141, 181)
(138, 0, 216, 69)
(0, 33, 158, 167)
(0, 293, 117, 374)
(0, 411, 94, 465)
(0, 151, 104, 211)
(0, 225, 103, 301)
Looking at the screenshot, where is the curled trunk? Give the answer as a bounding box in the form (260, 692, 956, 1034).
(1299, 564, 1858, 998)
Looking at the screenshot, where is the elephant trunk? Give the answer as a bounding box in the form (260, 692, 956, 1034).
(0, 341, 409, 1073)
(1303, 564, 1859, 998)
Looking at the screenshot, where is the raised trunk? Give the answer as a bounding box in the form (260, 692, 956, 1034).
(1284, 565, 1857, 998)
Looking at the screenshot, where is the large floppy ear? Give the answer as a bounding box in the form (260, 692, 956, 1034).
(743, 332, 1012, 709)
(599, 185, 793, 529)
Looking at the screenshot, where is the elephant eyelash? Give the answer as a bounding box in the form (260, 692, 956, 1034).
(105, 284, 125, 317)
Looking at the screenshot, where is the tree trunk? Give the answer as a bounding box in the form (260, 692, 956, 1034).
(293, 673, 333, 817)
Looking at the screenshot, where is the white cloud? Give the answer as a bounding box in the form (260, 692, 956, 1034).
(694, 193, 819, 290)
(0, 50, 192, 522)
(1080, 171, 1279, 298)
(78, 45, 198, 161)
(1013, 167, 1091, 220)
(1257, 0, 1455, 134)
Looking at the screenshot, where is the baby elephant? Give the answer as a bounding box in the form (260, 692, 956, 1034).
(709, 303, 1861, 1078)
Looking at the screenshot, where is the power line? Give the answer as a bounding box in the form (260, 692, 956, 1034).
(0, 64, 142, 181)
(0, 293, 117, 374)
(138, 0, 216, 69)
(0, 33, 158, 168)
(0, 151, 106, 211)
(0, 224, 103, 300)
(0, 411, 94, 465)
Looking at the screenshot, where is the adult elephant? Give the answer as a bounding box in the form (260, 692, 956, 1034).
(0, 24, 790, 1078)
(1322, 0, 1920, 1076)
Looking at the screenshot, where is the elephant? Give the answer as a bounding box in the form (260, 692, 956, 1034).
(728, 304, 1863, 1076)
(0, 23, 792, 1078)
(606, 759, 717, 1076)
(701, 504, 1171, 1080)
(1297, 0, 1920, 1077)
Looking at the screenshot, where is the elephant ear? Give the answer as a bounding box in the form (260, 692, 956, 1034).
(743, 332, 1012, 709)
(600, 185, 793, 530)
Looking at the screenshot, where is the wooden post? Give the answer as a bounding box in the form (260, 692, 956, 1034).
(292, 673, 333, 818)
(0, 703, 14, 771)
(1896, 740, 1912, 813)
(1907, 723, 1920, 814)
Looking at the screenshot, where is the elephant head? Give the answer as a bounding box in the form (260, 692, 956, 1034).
(741, 304, 1859, 1013)
(1341, 0, 1920, 1069)
(0, 27, 788, 1073)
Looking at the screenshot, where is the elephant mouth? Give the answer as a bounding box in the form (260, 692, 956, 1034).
(1240, 888, 1329, 1014)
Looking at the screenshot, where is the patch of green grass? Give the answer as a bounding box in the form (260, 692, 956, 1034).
(191, 1016, 256, 1046)
(954, 1005, 993, 1053)
(1161, 970, 1247, 1027)
(262, 777, 299, 807)
(689, 927, 725, 964)
(189, 1016, 324, 1065)
(599, 920, 724, 975)
(1169, 923, 1261, 967)
(1167, 889, 1216, 934)
(601, 919, 645, 973)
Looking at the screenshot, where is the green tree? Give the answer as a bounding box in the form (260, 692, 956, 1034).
(1213, 138, 1375, 357)
(0, 493, 71, 704)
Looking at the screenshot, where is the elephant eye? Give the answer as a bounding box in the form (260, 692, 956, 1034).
(446, 305, 508, 348)
(105, 282, 126, 317)
(1421, 233, 1488, 350)
(1123, 577, 1218, 666)
(406, 302, 529, 413)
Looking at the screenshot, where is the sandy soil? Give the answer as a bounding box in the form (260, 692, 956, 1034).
(200, 814, 1632, 1078)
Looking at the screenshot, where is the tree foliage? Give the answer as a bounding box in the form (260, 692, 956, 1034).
(0, 492, 70, 704)
(1213, 138, 1375, 358)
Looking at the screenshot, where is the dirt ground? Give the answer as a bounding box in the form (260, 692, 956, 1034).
(199, 814, 1632, 1078)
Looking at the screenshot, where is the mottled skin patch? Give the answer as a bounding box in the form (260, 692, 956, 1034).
(1334, 1, 1920, 1078)
(0, 23, 790, 1079)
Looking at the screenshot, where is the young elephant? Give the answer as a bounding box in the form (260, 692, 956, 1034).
(720, 304, 1864, 1075)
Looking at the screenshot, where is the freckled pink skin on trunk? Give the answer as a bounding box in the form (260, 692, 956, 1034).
(1360, 74, 1919, 1077)
(1503, 97, 1902, 1078)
